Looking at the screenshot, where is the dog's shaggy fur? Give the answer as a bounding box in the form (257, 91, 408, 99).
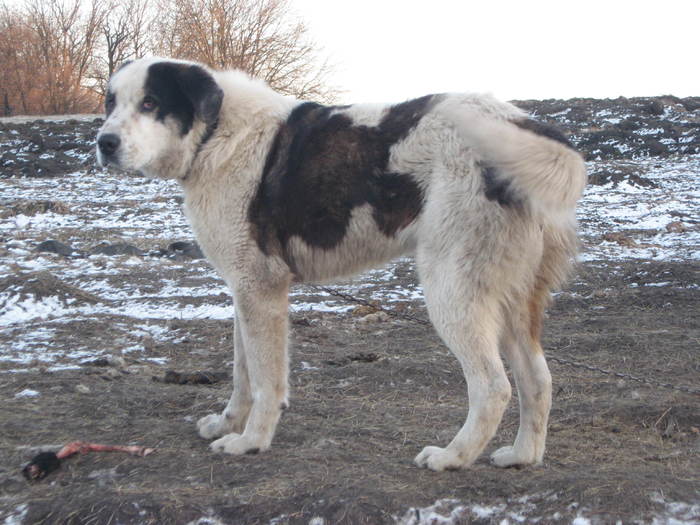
(96, 57, 586, 470)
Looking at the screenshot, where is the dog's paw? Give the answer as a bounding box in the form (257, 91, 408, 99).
(414, 446, 465, 471)
(210, 433, 268, 455)
(197, 413, 231, 440)
(490, 445, 540, 468)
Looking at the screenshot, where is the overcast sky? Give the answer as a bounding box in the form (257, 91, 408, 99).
(293, 0, 699, 104)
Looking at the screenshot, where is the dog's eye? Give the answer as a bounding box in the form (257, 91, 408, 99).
(141, 96, 158, 112)
(105, 93, 116, 115)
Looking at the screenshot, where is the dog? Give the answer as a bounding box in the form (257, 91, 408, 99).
(96, 57, 586, 471)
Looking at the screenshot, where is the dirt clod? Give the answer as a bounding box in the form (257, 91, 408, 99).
(158, 370, 230, 384)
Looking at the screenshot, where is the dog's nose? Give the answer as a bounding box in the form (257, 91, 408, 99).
(98, 133, 121, 156)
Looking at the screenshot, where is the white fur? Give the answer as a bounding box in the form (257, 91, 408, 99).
(97, 58, 586, 470)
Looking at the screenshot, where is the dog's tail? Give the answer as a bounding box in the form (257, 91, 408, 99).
(445, 106, 587, 215)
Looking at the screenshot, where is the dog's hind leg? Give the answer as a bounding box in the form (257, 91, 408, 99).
(197, 310, 253, 438)
(414, 253, 512, 471)
(490, 287, 552, 467)
(491, 225, 575, 467)
(209, 281, 290, 455)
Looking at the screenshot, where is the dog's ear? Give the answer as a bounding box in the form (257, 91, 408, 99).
(174, 64, 223, 126)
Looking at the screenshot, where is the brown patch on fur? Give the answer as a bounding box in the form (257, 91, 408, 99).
(528, 222, 580, 348)
(527, 284, 548, 346)
(249, 97, 437, 259)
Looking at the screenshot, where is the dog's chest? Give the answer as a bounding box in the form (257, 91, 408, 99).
(181, 180, 255, 270)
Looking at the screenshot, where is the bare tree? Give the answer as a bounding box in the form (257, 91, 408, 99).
(152, 0, 338, 102)
(0, 6, 37, 114)
(0, 7, 19, 115)
(23, 0, 106, 113)
(97, 0, 151, 81)
(87, 0, 153, 97)
(0, 0, 338, 115)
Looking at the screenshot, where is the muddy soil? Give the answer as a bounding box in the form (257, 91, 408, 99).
(1, 257, 698, 524)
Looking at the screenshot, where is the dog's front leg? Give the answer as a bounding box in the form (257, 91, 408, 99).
(209, 282, 290, 455)
(197, 311, 252, 438)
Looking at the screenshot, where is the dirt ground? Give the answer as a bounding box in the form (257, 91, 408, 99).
(1, 109, 699, 523)
(1, 256, 698, 524)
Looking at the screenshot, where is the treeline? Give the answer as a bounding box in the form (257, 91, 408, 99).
(0, 0, 337, 116)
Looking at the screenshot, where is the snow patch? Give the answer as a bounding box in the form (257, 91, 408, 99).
(15, 388, 40, 398)
(650, 493, 700, 524)
(3, 504, 28, 525)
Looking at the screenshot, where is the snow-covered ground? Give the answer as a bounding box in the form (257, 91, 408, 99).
(2, 157, 699, 373)
(2, 155, 699, 522)
(394, 493, 700, 525)
(581, 157, 700, 261)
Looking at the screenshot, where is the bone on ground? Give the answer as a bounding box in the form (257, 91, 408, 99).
(22, 441, 155, 481)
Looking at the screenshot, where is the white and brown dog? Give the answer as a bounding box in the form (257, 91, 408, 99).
(96, 57, 586, 471)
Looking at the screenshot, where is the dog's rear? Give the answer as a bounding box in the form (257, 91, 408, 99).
(445, 106, 585, 342)
(413, 106, 586, 470)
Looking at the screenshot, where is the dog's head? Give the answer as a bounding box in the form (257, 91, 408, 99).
(96, 57, 223, 180)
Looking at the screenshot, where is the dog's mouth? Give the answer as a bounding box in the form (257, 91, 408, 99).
(97, 151, 119, 168)
(99, 154, 151, 179)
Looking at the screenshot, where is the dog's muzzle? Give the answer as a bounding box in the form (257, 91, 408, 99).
(97, 133, 121, 166)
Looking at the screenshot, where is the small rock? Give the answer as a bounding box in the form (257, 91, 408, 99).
(312, 438, 339, 449)
(107, 355, 126, 368)
(167, 241, 205, 259)
(82, 355, 125, 368)
(587, 168, 657, 188)
(75, 384, 91, 394)
(602, 232, 638, 247)
(351, 304, 378, 317)
(643, 138, 669, 156)
(28, 133, 44, 151)
(158, 370, 229, 385)
(349, 352, 379, 363)
(324, 352, 380, 367)
(100, 368, 121, 380)
(141, 336, 160, 354)
(647, 100, 665, 116)
(36, 239, 74, 256)
(665, 221, 687, 233)
(89, 243, 144, 256)
(357, 311, 390, 324)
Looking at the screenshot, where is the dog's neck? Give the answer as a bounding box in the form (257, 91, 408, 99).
(180, 117, 220, 182)
(181, 76, 297, 187)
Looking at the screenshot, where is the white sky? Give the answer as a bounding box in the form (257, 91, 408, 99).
(292, 0, 699, 103)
